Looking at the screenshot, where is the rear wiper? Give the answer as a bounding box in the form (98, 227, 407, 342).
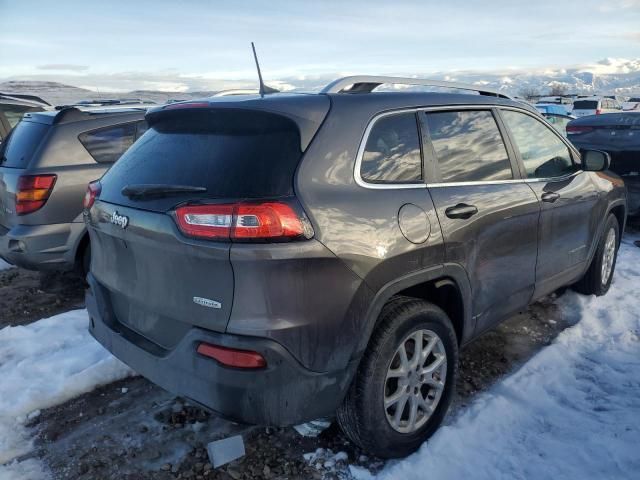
(121, 184, 207, 199)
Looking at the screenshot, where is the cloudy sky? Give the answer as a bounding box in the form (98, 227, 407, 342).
(0, 0, 639, 92)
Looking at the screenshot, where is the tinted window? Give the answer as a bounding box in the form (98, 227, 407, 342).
(502, 110, 575, 179)
(361, 112, 422, 183)
(78, 122, 137, 163)
(0, 105, 40, 129)
(573, 101, 598, 110)
(0, 121, 49, 169)
(543, 114, 571, 137)
(424, 110, 512, 183)
(100, 110, 302, 210)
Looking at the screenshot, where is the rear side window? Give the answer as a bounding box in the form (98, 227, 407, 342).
(424, 110, 513, 183)
(0, 105, 41, 129)
(360, 112, 422, 184)
(573, 101, 598, 110)
(0, 121, 49, 169)
(78, 122, 137, 163)
(99, 109, 303, 208)
(501, 110, 575, 179)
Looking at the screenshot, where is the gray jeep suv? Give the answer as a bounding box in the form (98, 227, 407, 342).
(85, 77, 626, 458)
(0, 104, 150, 271)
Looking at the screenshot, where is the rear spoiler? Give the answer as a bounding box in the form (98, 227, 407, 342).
(0, 92, 51, 107)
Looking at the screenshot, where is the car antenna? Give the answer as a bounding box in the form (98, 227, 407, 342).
(251, 42, 279, 96)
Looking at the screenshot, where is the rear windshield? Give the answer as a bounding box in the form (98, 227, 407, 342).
(99, 109, 302, 208)
(573, 101, 598, 110)
(0, 120, 49, 169)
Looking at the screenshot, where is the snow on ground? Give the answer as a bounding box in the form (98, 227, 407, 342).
(355, 234, 640, 480)
(0, 259, 13, 271)
(0, 309, 133, 479)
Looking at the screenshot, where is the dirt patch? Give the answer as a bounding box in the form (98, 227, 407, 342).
(0, 268, 84, 328)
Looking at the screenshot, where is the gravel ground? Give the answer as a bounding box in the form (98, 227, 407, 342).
(0, 264, 581, 479)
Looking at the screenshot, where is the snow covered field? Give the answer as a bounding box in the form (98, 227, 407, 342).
(0, 310, 133, 479)
(352, 234, 640, 480)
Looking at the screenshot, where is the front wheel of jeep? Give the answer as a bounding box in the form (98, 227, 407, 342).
(337, 297, 458, 458)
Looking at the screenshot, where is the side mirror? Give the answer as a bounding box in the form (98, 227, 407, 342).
(582, 149, 610, 172)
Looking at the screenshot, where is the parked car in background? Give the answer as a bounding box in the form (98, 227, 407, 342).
(536, 96, 574, 109)
(572, 97, 622, 117)
(0, 101, 152, 272)
(622, 97, 640, 111)
(0, 92, 49, 144)
(567, 112, 640, 217)
(84, 76, 626, 459)
(536, 103, 572, 116)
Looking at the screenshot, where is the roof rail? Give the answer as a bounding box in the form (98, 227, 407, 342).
(54, 99, 156, 109)
(320, 76, 512, 99)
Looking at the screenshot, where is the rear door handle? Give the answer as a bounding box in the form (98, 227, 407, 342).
(445, 203, 478, 219)
(541, 192, 560, 203)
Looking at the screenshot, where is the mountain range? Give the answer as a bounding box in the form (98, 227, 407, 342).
(2, 58, 639, 105)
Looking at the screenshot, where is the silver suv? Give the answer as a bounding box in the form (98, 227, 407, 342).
(0, 103, 150, 272)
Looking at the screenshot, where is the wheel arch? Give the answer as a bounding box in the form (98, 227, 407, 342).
(353, 263, 474, 359)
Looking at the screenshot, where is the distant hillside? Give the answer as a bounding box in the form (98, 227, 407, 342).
(2, 58, 640, 106)
(0, 81, 214, 106)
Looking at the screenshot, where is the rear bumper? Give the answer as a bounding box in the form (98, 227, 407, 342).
(0, 222, 85, 271)
(86, 273, 356, 426)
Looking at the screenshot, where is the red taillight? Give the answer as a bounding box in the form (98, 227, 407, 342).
(174, 200, 313, 242)
(197, 343, 267, 369)
(595, 109, 602, 115)
(83, 181, 102, 209)
(15, 175, 57, 215)
(566, 126, 594, 135)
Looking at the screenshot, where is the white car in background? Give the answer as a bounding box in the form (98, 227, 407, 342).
(572, 96, 622, 117)
(622, 97, 640, 111)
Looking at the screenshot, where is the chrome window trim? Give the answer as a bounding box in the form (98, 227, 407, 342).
(353, 104, 582, 190)
(354, 108, 426, 190)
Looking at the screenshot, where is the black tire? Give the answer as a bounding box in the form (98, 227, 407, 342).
(573, 214, 619, 296)
(337, 296, 458, 458)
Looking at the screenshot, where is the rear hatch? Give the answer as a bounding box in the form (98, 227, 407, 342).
(0, 119, 50, 230)
(89, 101, 327, 348)
(572, 100, 598, 117)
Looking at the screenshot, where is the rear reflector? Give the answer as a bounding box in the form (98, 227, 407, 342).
(566, 126, 594, 135)
(174, 200, 313, 242)
(16, 174, 57, 215)
(83, 180, 102, 209)
(196, 343, 267, 369)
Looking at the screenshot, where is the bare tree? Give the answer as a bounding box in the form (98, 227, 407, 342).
(519, 86, 540, 101)
(549, 84, 568, 96)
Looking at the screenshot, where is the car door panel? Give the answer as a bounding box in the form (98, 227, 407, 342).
(421, 108, 539, 335)
(499, 108, 601, 299)
(429, 184, 540, 332)
(526, 173, 600, 298)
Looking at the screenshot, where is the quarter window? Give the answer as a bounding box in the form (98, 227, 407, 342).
(360, 112, 422, 184)
(424, 110, 513, 183)
(501, 110, 575, 179)
(78, 122, 137, 163)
